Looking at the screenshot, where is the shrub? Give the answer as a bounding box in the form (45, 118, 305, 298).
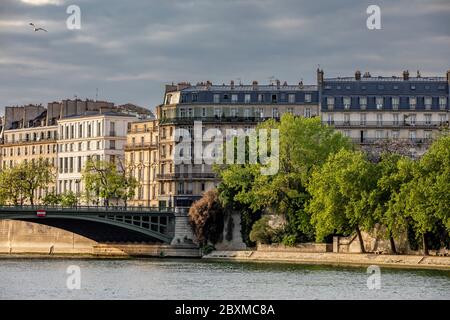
(249, 216, 275, 244)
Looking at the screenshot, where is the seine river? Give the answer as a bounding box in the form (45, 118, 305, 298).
(0, 258, 449, 300)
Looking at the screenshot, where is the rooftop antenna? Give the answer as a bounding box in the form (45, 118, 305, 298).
(95, 88, 98, 101)
(268, 75, 276, 85)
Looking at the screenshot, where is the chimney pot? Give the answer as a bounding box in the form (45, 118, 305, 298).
(403, 70, 409, 80)
(355, 70, 361, 80)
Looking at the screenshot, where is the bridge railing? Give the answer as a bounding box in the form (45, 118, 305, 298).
(0, 205, 181, 213)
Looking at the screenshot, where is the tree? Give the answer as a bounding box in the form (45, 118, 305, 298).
(0, 167, 25, 205)
(368, 154, 414, 254)
(189, 189, 225, 246)
(397, 135, 450, 255)
(82, 159, 133, 206)
(307, 149, 379, 252)
(42, 192, 61, 206)
(216, 114, 352, 245)
(18, 158, 55, 206)
(60, 191, 78, 207)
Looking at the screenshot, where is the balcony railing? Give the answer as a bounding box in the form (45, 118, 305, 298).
(327, 121, 449, 128)
(2, 137, 57, 145)
(353, 138, 433, 145)
(157, 172, 217, 180)
(124, 142, 157, 150)
(159, 116, 279, 125)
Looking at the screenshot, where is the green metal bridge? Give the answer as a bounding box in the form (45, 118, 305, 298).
(0, 205, 180, 243)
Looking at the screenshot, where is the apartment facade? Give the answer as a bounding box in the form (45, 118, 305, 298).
(319, 69, 450, 153)
(56, 113, 136, 201)
(154, 80, 320, 207)
(125, 120, 159, 207)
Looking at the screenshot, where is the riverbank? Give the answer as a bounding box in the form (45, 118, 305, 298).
(203, 250, 450, 270)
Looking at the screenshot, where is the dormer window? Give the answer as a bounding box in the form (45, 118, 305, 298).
(213, 94, 220, 103)
(244, 94, 251, 103)
(165, 94, 172, 105)
(231, 94, 238, 103)
(271, 94, 277, 103)
(305, 93, 312, 103)
(223, 94, 229, 100)
(192, 93, 198, 102)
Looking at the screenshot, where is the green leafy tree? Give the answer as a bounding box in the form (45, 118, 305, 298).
(42, 193, 61, 206)
(18, 158, 55, 206)
(82, 159, 131, 206)
(216, 114, 352, 245)
(307, 149, 378, 252)
(367, 154, 415, 253)
(0, 167, 25, 205)
(60, 191, 78, 207)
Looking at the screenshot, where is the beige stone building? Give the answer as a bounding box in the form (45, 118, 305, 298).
(132, 80, 320, 208)
(125, 120, 159, 207)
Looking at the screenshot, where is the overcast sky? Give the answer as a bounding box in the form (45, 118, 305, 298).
(0, 0, 449, 114)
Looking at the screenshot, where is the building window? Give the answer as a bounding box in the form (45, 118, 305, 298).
(271, 94, 277, 103)
(272, 108, 279, 118)
(376, 114, 383, 126)
(213, 94, 220, 103)
(439, 114, 447, 125)
(214, 108, 222, 118)
(375, 130, 384, 139)
(231, 108, 238, 117)
(424, 130, 433, 139)
(304, 108, 311, 118)
(409, 97, 416, 110)
(392, 97, 399, 110)
(202, 108, 206, 117)
(257, 108, 264, 118)
(409, 130, 417, 140)
(408, 114, 416, 126)
(192, 93, 198, 102)
(231, 94, 238, 103)
(327, 113, 334, 125)
(425, 114, 432, 125)
(343, 130, 351, 137)
(304, 93, 312, 103)
(425, 97, 432, 110)
(287, 107, 293, 114)
(439, 97, 447, 110)
(376, 97, 383, 110)
(359, 97, 367, 110)
(244, 108, 250, 118)
(244, 94, 251, 103)
(188, 108, 193, 117)
(360, 114, 366, 125)
(258, 94, 264, 102)
(165, 94, 172, 105)
(288, 94, 295, 103)
(327, 97, 334, 110)
(344, 114, 350, 125)
(343, 97, 351, 110)
(392, 130, 400, 139)
(393, 114, 399, 126)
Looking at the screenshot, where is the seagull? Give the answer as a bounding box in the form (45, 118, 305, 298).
(29, 23, 48, 32)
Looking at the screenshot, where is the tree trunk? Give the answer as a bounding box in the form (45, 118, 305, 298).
(389, 236, 397, 254)
(422, 233, 429, 256)
(355, 226, 366, 253)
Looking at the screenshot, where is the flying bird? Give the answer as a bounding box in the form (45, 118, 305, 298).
(29, 23, 48, 32)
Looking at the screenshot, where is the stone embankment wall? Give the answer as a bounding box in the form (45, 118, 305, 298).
(0, 220, 200, 257)
(204, 250, 450, 270)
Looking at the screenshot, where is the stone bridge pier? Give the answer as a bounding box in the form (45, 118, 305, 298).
(171, 207, 196, 246)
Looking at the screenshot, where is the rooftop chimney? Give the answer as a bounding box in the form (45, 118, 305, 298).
(363, 71, 371, 78)
(252, 80, 258, 90)
(355, 70, 361, 80)
(276, 79, 281, 89)
(403, 70, 409, 80)
(230, 80, 234, 89)
(416, 70, 421, 78)
(317, 68, 324, 86)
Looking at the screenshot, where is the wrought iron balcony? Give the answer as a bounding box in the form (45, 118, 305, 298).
(157, 172, 217, 180)
(124, 142, 157, 150)
(326, 121, 449, 128)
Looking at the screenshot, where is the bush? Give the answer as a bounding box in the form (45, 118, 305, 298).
(60, 191, 78, 207)
(249, 216, 275, 244)
(189, 190, 225, 246)
(282, 234, 297, 247)
(42, 193, 61, 206)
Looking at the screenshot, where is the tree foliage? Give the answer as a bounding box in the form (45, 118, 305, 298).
(188, 189, 225, 246)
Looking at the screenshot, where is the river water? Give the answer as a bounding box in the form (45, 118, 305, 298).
(0, 258, 449, 300)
